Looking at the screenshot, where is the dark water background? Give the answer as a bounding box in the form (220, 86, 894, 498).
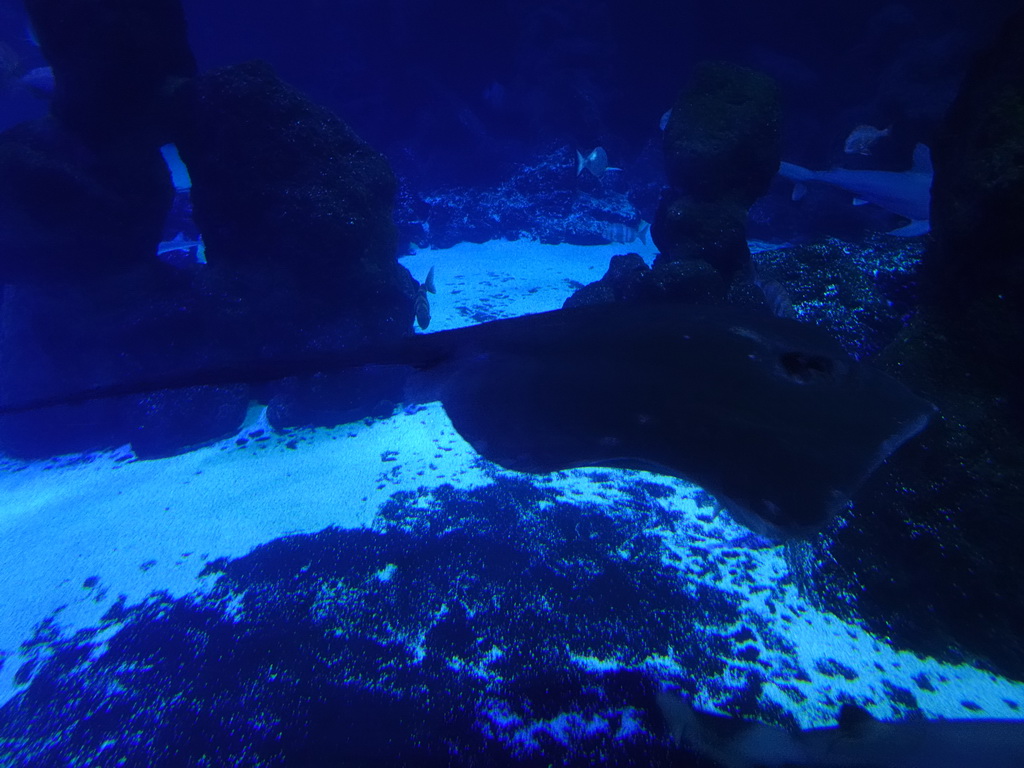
(1, 0, 1023, 765)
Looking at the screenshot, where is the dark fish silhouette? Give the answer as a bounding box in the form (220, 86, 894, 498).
(0, 303, 932, 538)
(414, 266, 436, 330)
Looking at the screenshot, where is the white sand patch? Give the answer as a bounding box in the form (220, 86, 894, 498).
(401, 239, 657, 330)
(1, 238, 1021, 733)
(0, 401, 490, 704)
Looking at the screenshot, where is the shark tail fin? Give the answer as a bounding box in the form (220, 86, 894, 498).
(576, 150, 586, 176)
(423, 266, 436, 294)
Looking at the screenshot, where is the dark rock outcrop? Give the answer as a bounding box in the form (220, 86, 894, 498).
(653, 62, 781, 281)
(562, 253, 727, 309)
(752, 235, 924, 357)
(0, 118, 173, 283)
(394, 146, 658, 251)
(24, 0, 196, 145)
(802, 9, 1024, 681)
(172, 61, 412, 354)
(0, 1, 414, 459)
(566, 63, 782, 309)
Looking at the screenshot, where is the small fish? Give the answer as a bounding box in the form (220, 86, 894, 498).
(844, 124, 890, 155)
(414, 266, 436, 330)
(575, 147, 620, 178)
(157, 232, 206, 265)
(597, 220, 650, 245)
(753, 274, 795, 318)
(159, 143, 193, 191)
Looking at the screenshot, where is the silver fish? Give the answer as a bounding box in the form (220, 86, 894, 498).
(597, 220, 650, 245)
(844, 124, 890, 155)
(753, 275, 795, 318)
(576, 146, 615, 178)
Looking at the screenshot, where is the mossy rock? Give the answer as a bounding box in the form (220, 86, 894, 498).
(663, 61, 781, 207)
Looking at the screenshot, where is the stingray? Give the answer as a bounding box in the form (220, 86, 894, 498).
(0, 303, 934, 538)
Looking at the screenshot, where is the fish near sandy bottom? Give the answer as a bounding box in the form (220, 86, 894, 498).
(0, 303, 932, 539)
(396, 303, 932, 538)
(414, 266, 436, 330)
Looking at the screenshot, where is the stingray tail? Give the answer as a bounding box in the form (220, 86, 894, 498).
(0, 333, 459, 417)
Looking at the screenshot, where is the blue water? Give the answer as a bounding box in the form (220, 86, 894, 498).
(1, 0, 1023, 765)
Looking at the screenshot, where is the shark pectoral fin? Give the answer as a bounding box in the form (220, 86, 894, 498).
(888, 219, 930, 237)
(792, 182, 808, 201)
(852, 197, 869, 206)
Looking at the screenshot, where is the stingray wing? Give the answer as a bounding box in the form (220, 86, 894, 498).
(427, 303, 933, 538)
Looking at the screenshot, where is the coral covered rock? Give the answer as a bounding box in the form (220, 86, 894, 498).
(654, 62, 781, 281)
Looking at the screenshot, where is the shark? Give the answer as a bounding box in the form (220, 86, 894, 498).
(0, 302, 933, 538)
(657, 688, 1024, 768)
(778, 143, 933, 236)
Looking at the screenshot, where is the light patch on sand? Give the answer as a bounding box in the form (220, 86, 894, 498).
(1, 238, 1020, 732)
(0, 401, 491, 704)
(401, 239, 657, 330)
(1, 238, 636, 705)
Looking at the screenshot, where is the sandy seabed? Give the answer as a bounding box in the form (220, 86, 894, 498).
(2, 238, 1022, 727)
